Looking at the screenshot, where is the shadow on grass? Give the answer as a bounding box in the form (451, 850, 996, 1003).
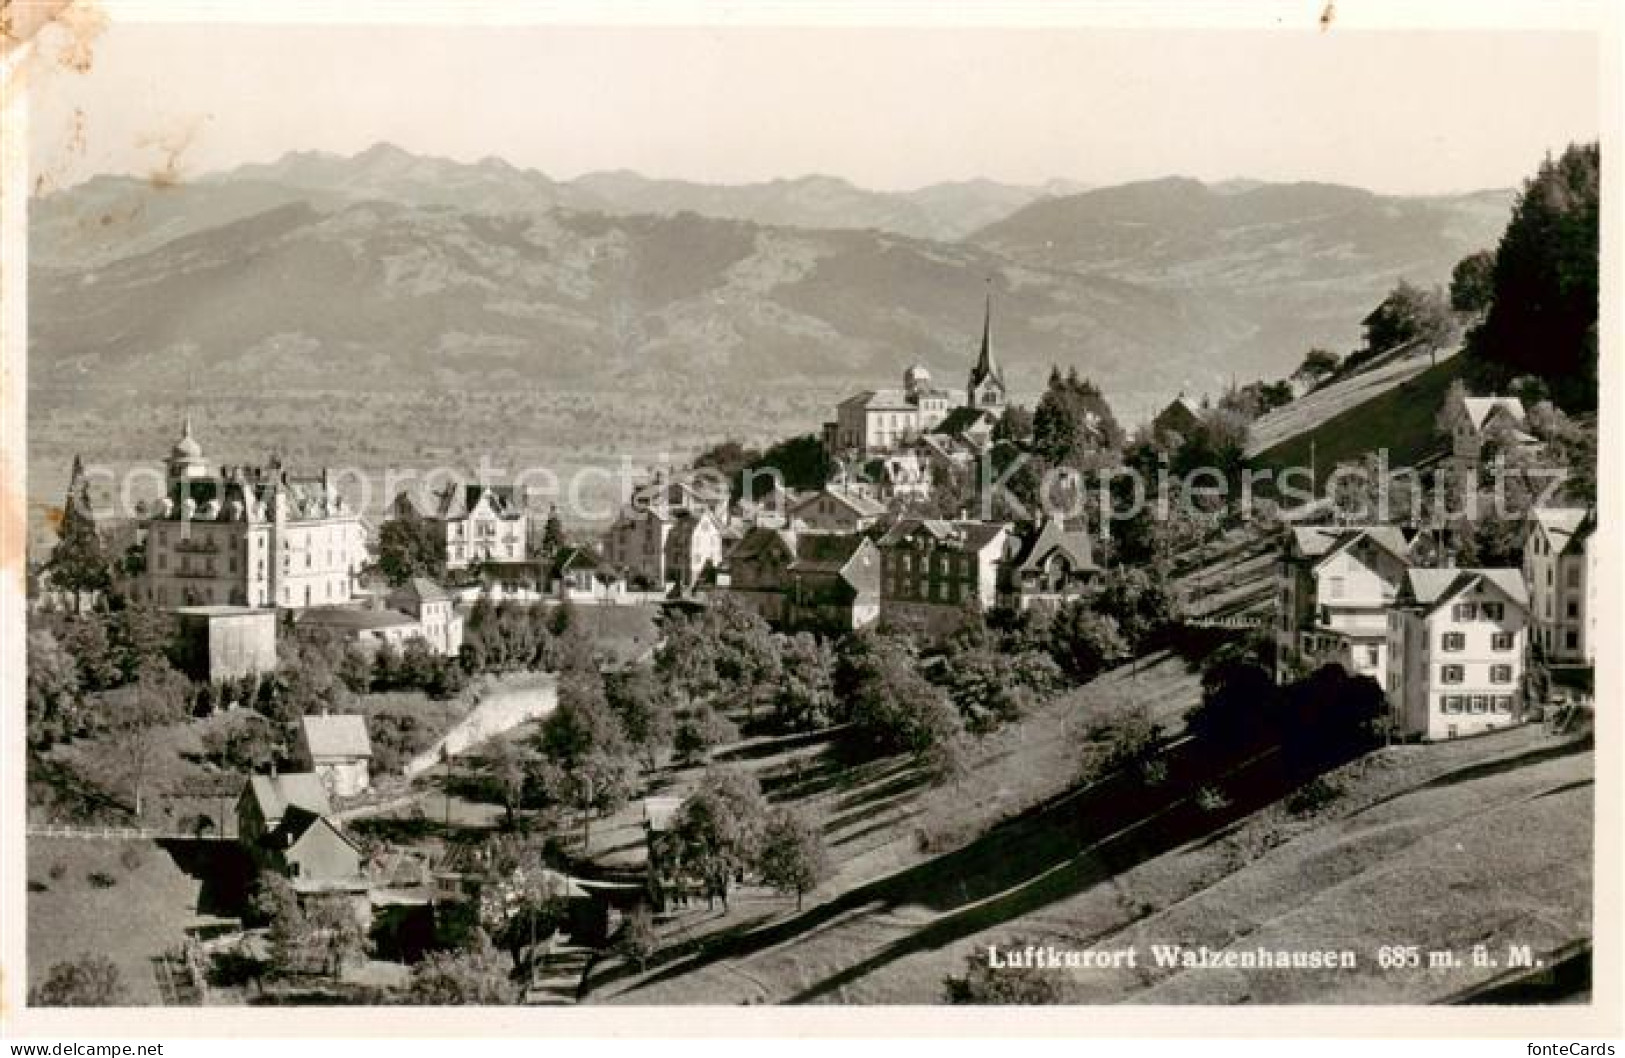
(159, 838, 257, 918)
(596, 734, 1327, 1002)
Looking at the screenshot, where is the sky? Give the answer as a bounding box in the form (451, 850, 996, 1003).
(27, 17, 1603, 195)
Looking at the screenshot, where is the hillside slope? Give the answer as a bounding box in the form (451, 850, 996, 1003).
(592, 724, 1589, 1005)
(1247, 356, 1464, 491)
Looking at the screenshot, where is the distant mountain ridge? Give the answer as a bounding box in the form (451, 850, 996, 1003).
(29, 144, 1513, 416)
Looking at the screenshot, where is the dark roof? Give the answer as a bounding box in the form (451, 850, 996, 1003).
(932, 406, 998, 438)
(793, 533, 868, 574)
(552, 545, 603, 575)
(243, 772, 332, 823)
(1007, 518, 1097, 573)
(968, 293, 1003, 388)
(389, 577, 450, 603)
(296, 606, 417, 631)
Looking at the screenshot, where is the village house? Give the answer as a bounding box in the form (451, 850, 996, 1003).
(169, 605, 279, 683)
(293, 713, 374, 798)
(603, 506, 723, 591)
(790, 487, 888, 535)
(721, 528, 881, 633)
(550, 545, 627, 603)
(140, 419, 367, 611)
(997, 518, 1102, 611)
(1522, 507, 1597, 666)
(237, 772, 332, 859)
(784, 533, 882, 634)
(399, 483, 529, 571)
(1275, 524, 1415, 681)
(1440, 391, 1539, 475)
(386, 577, 463, 656)
(629, 471, 732, 524)
(1386, 568, 1529, 741)
(293, 605, 426, 651)
(722, 527, 799, 625)
(823, 296, 1006, 457)
(876, 518, 1008, 639)
(1151, 394, 1204, 444)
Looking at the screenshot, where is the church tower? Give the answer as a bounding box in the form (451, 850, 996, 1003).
(165, 415, 209, 491)
(966, 292, 1006, 411)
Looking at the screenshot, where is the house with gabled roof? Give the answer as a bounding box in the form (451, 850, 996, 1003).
(998, 517, 1101, 611)
(1522, 507, 1597, 665)
(1386, 568, 1530, 740)
(398, 482, 529, 571)
(1275, 524, 1415, 679)
(786, 533, 882, 634)
(1152, 394, 1204, 444)
(293, 713, 373, 797)
(1441, 391, 1540, 474)
(722, 526, 799, 624)
(877, 517, 1009, 640)
(386, 576, 462, 656)
(791, 487, 888, 535)
(237, 772, 332, 855)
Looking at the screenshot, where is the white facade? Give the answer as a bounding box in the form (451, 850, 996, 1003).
(1522, 508, 1597, 666)
(1387, 569, 1529, 741)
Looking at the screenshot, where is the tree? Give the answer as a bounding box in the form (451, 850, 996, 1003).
(943, 939, 1064, 1004)
(201, 712, 287, 773)
(534, 670, 636, 847)
(757, 807, 830, 910)
(376, 502, 447, 586)
(1032, 367, 1123, 465)
(992, 404, 1034, 445)
(1094, 566, 1183, 650)
(1362, 280, 1457, 365)
(540, 506, 566, 555)
(616, 907, 660, 971)
(675, 768, 769, 912)
(1467, 142, 1599, 410)
(605, 666, 676, 773)
(29, 954, 127, 1006)
(1077, 700, 1164, 785)
(107, 602, 176, 684)
(1048, 606, 1129, 684)
(1186, 647, 1284, 751)
(45, 456, 111, 610)
(833, 632, 963, 774)
(1449, 249, 1496, 314)
(772, 633, 837, 732)
(103, 662, 191, 817)
(407, 929, 517, 1004)
(1292, 348, 1342, 388)
(479, 737, 533, 830)
(26, 628, 82, 748)
(672, 706, 738, 768)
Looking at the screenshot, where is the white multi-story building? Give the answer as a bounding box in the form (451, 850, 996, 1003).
(141, 419, 366, 611)
(1386, 568, 1529, 741)
(1522, 507, 1597, 666)
(1275, 525, 1414, 681)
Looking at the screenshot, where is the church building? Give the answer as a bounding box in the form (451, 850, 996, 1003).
(823, 294, 1008, 457)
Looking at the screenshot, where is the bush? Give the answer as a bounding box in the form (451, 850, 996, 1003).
(1078, 701, 1164, 785)
(1284, 777, 1342, 817)
(943, 938, 1065, 1004)
(119, 844, 146, 871)
(48, 862, 66, 881)
(87, 871, 118, 889)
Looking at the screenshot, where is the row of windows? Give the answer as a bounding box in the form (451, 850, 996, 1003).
(1439, 631, 1515, 652)
(1438, 663, 1516, 684)
(1440, 694, 1514, 715)
(1451, 602, 1505, 622)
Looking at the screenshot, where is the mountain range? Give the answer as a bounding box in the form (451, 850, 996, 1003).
(29, 144, 1514, 414)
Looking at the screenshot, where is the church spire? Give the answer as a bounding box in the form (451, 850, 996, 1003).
(974, 287, 1000, 385)
(967, 283, 1006, 411)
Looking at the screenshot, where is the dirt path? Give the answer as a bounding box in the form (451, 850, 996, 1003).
(402, 676, 559, 777)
